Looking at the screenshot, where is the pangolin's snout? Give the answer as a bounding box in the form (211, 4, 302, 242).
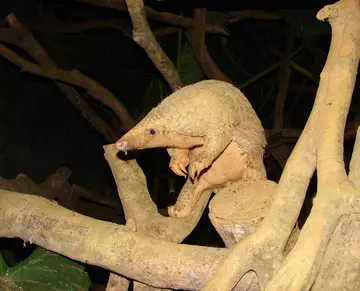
(115, 140, 132, 151)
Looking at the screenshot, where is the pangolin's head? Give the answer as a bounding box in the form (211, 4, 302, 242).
(115, 110, 203, 153)
(115, 117, 166, 152)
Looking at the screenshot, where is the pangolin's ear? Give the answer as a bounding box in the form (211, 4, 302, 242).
(158, 126, 166, 135)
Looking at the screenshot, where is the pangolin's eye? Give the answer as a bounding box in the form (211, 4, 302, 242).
(148, 129, 156, 136)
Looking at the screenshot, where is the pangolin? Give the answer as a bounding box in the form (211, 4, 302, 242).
(115, 80, 267, 217)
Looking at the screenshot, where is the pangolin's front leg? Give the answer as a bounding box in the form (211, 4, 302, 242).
(188, 129, 231, 180)
(167, 148, 190, 177)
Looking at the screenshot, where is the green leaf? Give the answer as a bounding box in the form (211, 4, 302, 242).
(205, 10, 228, 24)
(178, 40, 204, 86)
(0, 247, 90, 291)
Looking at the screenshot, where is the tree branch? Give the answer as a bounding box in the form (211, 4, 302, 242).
(0, 190, 225, 290)
(310, 127, 360, 290)
(272, 28, 294, 133)
(104, 144, 211, 241)
(200, 0, 360, 289)
(2, 14, 119, 143)
(0, 42, 135, 131)
(104, 143, 213, 290)
(125, 0, 183, 91)
(185, 8, 232, 83)
(266, 0, 360, 289)
(73, 0, 229, 36)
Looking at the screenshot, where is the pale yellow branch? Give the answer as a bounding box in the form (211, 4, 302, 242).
(0, 190, 226, 290)
(266, 0, 360, 290)
(125, 0, 183, 91)
(104, 144, 210, 241)
(201, 1, 360, 290)
(104, 144, 211, 290)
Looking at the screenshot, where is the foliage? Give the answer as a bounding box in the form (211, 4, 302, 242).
(0, 247, 90, 291)
(178, 40, 204, 86)
(205, 11, 228, 24)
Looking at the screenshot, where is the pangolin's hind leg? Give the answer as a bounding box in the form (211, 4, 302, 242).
(188, 128, 232, 180)
(168, 176, 211, 218)
(233, 126, 267, 180)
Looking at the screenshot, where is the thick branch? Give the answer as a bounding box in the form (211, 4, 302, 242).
(202, 43, 321, 291)
(104, 144, 212, 290)
(202, 8, 351, 291)
(266, 0, 360, 290)
(311, 127, 360, 290)
(0, 190, 226, 290)
(104, 144, 211, 241)
(125, 0, 183, 91)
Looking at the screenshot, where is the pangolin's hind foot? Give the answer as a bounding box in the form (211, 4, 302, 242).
(168, 176, 211, 218)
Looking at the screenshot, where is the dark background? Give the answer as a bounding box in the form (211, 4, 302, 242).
(0, 0, 358, 289)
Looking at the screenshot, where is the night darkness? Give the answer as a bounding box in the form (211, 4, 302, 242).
(0, 0, 359, 290)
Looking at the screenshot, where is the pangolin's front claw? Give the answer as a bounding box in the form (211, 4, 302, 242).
(171, 164, 187, 177)
(170, 153, 189, 178)
(180, 164, 188, 175)
(189, 162, 204, 181)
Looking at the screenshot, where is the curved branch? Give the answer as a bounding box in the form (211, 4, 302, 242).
(125, 0, 183, 91)
(0, 43, 135, 131)
(0, 190, 225, 290)
(202, 2, 360, 290)
(266, 0, 360, 290)
(185, 8, 232, 83)
(3, 14, 118, 143)
(104, 144, 211, 241)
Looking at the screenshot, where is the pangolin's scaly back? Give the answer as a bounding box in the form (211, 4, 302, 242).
(145, 80, 264, 139)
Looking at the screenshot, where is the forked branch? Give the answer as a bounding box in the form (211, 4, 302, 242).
(202, 0, 360, 290)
